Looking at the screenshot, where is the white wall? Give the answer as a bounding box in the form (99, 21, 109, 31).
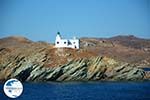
(55, 39, 68, 47)
(55, 36, 79, 49)
(55, 34, 80, 49)
(69, 39, 79, 49)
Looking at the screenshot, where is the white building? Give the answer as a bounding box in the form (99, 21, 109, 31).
(55, 32, 80, 49)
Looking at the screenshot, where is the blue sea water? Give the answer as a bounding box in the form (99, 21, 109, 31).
(0, 81, 150, 100)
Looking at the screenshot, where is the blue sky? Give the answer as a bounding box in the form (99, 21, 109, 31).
(0, 0, 150, 42)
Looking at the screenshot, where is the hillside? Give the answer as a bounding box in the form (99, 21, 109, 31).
(80, 35, 150, 67)
(0, 35, 149, 82)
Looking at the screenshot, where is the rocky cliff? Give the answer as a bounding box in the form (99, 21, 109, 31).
(0, 36, 147, 82)
(0, 54, 145, 82)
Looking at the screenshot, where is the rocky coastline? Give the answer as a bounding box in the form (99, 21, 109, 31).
(0, 36, 149, 82)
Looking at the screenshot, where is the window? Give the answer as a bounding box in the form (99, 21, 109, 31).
(68, 41, 72, 45)
(57, 41, 59, 44)
(64, 42, 66, 44)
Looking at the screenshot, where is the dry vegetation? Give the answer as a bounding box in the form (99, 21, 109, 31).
(0, 35, 150, 68)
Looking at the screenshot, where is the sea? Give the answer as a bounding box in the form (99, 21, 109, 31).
(0, 81, 150, 100)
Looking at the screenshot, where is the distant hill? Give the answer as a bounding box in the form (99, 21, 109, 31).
(0, 35, 150, 67)
(108, 35, 150, 50)
(0, 35, 148, 82)
(80, 35, 150, 66)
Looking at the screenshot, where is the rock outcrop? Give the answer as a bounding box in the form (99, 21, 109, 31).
(0, 36, 147, 82)
(0, 55, 145, 82)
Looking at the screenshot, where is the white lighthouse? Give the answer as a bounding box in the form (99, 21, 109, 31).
(55, 32, 80, 49)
